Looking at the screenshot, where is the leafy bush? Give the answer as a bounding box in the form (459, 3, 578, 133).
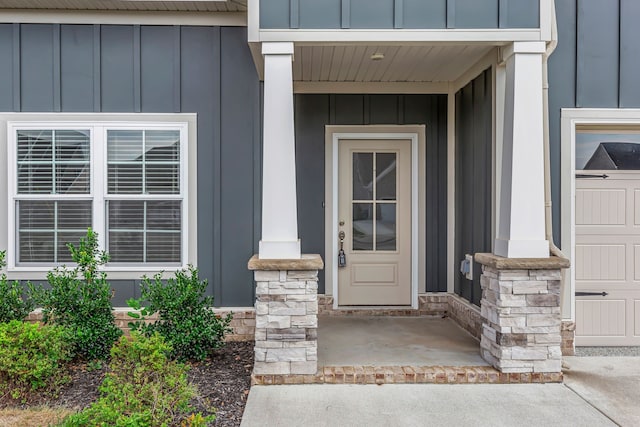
(0, 320, 72, 400)
(61, 333, 212, 427)
(128, 266, 232, 361)
(0, 250, 35, 323)
(30, 229, 122, 360)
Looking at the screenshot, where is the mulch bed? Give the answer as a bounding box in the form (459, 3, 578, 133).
(0, 341, 254, 427)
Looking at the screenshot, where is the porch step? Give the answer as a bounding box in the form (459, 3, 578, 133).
(251, 365, 563, 385)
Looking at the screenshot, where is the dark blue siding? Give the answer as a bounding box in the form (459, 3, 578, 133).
(455, 69, 492, 306)
(220, 27, 262, 306)
(619, 0, 640, 107)
(403, 0, 447, 29)
(453, 0, 499, 29)
(0, 24, 13, 111)
(60, 25, 95, 112)
(295, 94, 448, 293)
(100, 25, 136, 112)
(0, 24, 261, 307)
(21, 24, 55, 111)
(260, 0, 539, 29)
(140, 26, 176, 113)
(576, 0, 619, 108)
(548, 0, 640, 248)
(299, 0, 341, 29)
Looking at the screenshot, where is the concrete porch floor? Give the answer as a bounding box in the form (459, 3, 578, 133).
(317, 315, 487, 367)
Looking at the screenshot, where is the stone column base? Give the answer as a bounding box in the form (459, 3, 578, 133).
(475, 253, 570, 374)
(248, 254, 324, 376)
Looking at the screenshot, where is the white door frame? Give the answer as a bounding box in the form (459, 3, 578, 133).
(325, 125, 426, 310)
(561, 108, 640, 323)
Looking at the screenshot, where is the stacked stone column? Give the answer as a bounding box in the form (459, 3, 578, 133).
(475, 253, 569, 374)
(248, 255, 323, 376)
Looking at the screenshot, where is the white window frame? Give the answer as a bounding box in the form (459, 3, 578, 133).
(1, 113, 198, 280)
(561, 108, 640, 322)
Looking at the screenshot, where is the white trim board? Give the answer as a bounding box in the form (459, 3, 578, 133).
(560, 108, 640, 322)
(446, 91, 456, 294)
(0, 10, 247, 26)
(324, 126, 426, 310)
(294, 82, 449, 94)
(258, 29, 543, 44)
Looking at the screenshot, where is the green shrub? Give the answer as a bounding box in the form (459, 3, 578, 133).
(0, 250, 35, 323)
(30, 229, 122, 360)
(0, 320, 72, 400)
(128, 266, 232, 362)
(61, 333, 213, 427)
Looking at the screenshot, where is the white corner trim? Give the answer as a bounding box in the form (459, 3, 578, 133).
(447, 88, 456, 294)
(540, 0, 553, 42)
(0, 10, 247, 26)
(258, 29, 543, 43)
(248, 0, 260, 42)
(493, 63, 506, 253)
(325, 126, 425, 310)
(294, 81, 449, 94)
(560, 108, 640, 322)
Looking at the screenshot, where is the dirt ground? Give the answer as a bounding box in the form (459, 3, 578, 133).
(0, 341, 254, 427)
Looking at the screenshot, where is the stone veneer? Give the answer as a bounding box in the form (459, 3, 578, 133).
(248, 254, 324, 376)
(561, 320, 576, 356)
(475, 253, 570, 374)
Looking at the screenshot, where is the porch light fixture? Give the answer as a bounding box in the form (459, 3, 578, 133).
(370, 52, 385, 61)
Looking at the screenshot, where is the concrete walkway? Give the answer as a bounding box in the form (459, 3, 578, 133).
(243, 357, 640, 426)
(241, 383, 615, 427)
(318, 316, 487, 367)
(564, 357, 640, 427)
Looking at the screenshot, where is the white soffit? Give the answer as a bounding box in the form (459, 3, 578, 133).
(292, 44, 493, 83)
(0, 0, 247, 12)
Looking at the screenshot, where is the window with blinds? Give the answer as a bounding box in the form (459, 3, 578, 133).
(10, 124, 186, 267)
(16, 129, 91, 263)
(106, 130, 182, 263)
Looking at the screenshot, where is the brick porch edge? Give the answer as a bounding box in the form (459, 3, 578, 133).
(252, 366, 563, 385)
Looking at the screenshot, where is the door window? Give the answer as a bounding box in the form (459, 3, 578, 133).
(352, 151, 397, 251)
(576, 128, 640, 170)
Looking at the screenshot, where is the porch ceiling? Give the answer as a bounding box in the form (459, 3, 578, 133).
(0, 0, 247, 12)
(293, 44, 494, 83)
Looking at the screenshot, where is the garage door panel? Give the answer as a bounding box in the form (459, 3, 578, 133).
(575, 244, 625, 281)
(576, 171, 640, 346)
(576, 300, 626, 337)
(576, 188, 625, 225)
(634, 190, 640, 225)
(636, 300, 640, 337)
(634, 246, 640, 281)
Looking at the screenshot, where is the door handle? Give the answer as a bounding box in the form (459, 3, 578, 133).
(575, 291, 609, 297)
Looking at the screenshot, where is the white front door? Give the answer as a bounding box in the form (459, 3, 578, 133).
(337, 139, 412, 306)
(575, 171, 640, 346)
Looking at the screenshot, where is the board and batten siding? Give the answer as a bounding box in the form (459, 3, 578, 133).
(260, 0, 540, 29)
(455, 69, 492, 306)
(295, 94, 448, 293)
(0, 24, 261, 307)
(548, 0, 640, 247)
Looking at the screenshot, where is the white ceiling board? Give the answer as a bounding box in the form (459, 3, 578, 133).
(292, 44, 494, 83)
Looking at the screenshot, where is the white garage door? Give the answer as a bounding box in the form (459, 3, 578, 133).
(575, 171, 640, 346)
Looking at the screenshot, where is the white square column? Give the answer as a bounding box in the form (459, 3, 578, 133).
(495, 42, 549, 259)
(259, 42, 301, 259)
